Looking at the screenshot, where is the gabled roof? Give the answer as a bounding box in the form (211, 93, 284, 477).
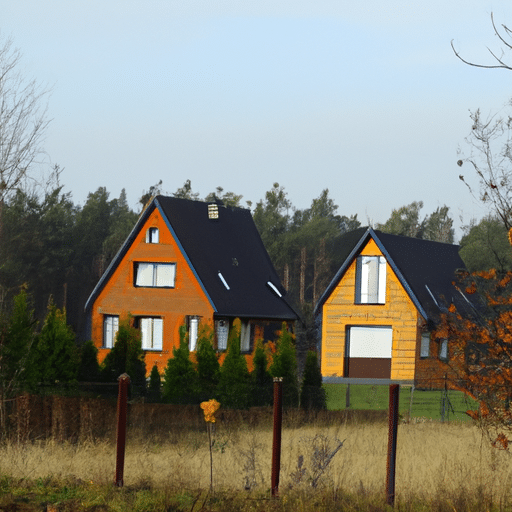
(314, 228, 476, 324)
(85, 196, 298, 321)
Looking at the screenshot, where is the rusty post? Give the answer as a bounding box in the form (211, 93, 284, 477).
(386, 384, 399, 507)
(114, 373, 130, 487)
(271, 377, 283, 497)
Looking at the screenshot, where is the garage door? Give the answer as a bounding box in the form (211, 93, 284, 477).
(345, 326, 392, 378)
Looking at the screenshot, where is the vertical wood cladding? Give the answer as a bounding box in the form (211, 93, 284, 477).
(321, 239, 418, 380)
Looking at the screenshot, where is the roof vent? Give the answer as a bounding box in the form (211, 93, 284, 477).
(267, 281, 282, 297)
(208, 203, 219, 220)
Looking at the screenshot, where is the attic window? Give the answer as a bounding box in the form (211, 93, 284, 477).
(146, 227, 159, 243)
(355, 256, 386, 304)
(134, 262, 176, 287)
(208, 204, 219, 220)
(267, 281, 282, 297)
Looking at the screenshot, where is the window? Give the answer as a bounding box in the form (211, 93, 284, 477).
(420, 333, 430, 358)
(140, 317, 163, 350)
(241, 321, 252, 353)
(216, 319, 229, 351)
(103, 315, 119, 348)
(355, 255, 386, 304)
(134, 262, 176, 287)
(146, 227, 159, 243)
(439, 339, 448, 361)
(188, 316, 199, 351)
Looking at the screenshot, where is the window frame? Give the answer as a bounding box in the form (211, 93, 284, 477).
(103, 314, 119, 349)
(420, 332, 431, 359)
(139, 317, 163, 351)
(134, 262, 176, 288)
(355, 255, 387, 304)
(146, 227, 159, 244)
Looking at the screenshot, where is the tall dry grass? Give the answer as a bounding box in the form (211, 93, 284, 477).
(1, 419, 511, 505)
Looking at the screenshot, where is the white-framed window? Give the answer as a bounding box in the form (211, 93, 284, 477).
(140, 317, 163, 350)
(420, 333, 430, 358)
(241, 321, 252, 353)
(103, 315, 119, 348)
(146, 227, 159, 243)
(439, 338, 448, 361)
(188, 316, 199, 351)
(134, 262, 176, 287)
(216, 319, 229, 351)
(355, 255, 386, 304)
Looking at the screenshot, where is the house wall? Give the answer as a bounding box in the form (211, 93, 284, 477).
(320, 239, 420, 380)
(91, 207, 215, 373)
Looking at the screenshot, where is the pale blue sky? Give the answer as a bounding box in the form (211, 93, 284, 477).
(3, 1, 512, 239)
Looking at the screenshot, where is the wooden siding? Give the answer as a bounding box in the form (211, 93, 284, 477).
(321, 239, 420, 380)
(91, 208, 215, 373)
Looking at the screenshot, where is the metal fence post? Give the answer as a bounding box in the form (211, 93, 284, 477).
(114, 373, 130, 487)
(271, 377, 283, 497)
(386, 384, 399, 507)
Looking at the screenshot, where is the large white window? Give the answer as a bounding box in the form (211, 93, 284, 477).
(146, 227, 159, 243)
(103, 315, 119, 348)
(140, 318, 163, 350)
(355, 256, 386, 304)
(134, 262, 176, 287)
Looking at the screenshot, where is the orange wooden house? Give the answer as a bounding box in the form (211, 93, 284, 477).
(85, 196, 298, 374)
(314, 228, 477, 388)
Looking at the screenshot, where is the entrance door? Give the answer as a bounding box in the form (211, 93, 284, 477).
(345, 326, 392, 378)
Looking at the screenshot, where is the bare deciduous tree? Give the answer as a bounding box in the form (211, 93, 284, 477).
(452, 13, 512, 71)
(0, 35, 50, 227)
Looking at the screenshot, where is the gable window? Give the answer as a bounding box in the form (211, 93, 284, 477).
(420, 333, 430, 358)
(134, 262, 176, 287)
(355, 255, 386, 304)
(146, 227, 159, 243)
(140, 317, 163, 350)
(216, 319, 229, 351)
(103, 315, 119, 348)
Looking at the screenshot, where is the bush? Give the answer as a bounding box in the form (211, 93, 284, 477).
(148, 363, 162, 402)
(77, 340, 101, 382)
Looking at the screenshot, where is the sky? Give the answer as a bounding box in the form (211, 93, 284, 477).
(3, 1, 512, 241)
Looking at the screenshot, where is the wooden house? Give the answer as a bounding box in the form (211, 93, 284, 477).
(85, 196, 298, 373)
(314, 228, 476, 388)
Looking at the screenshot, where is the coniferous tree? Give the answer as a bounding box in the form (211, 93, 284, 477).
(162, 326, 198, 404)
(101, 318, 146, 393)
(250, 340, 273, 406)
(77, 340, 101, 382)
(148, 363, 162, 403)
(217, 323, 250, 409)
(270, 324, 299, 408)
(31, 299, 79, 387)
(300, 350, 326, 410)
(195, 325, 220, 402)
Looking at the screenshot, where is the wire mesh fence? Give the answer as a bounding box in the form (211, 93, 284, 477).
(323, 382, 479, 422)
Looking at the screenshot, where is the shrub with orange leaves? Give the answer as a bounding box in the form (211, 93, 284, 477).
(435, 267, 512, 448)
(200, 399, 220, 423)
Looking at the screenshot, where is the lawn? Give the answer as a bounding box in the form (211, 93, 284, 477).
(324, 383, 479, 421)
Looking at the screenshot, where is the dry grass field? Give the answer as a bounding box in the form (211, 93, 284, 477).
(2, 418, 512, 511)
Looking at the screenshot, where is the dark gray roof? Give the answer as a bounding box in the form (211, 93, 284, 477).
(314, 228, 477, 324)
(85, 196, 298, 321)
